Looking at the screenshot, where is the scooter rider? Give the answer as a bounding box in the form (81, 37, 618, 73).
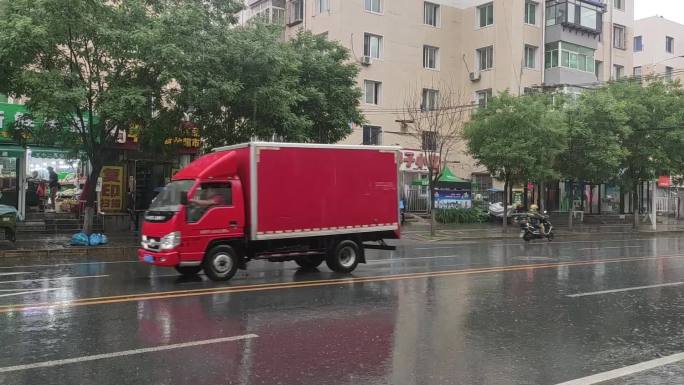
(528, 204, 547, 235)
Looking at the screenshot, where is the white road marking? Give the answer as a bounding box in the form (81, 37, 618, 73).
(0, 261, 138, 270)
(0, 275, 109, 285)
(567, 282, 684, 298)
(0, 334, 259, 373)
(556, 351, 684, 385)
(0, 272, 29, 276)
(0, 288, 63, 298)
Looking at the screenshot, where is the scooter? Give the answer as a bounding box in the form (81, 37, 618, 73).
(518, 212, 554, 242)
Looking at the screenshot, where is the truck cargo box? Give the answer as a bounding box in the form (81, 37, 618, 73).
(217, 143, 401, 241)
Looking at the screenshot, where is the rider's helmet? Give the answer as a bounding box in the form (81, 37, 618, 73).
(529, 204, 539, 212)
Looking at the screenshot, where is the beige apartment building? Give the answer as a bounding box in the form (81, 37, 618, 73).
(242, 0, 634, 208)
(634, 16, 684, 83)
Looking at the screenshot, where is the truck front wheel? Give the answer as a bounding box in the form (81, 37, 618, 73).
(326, 240, 360, 274)
(203, 245, 239, 281)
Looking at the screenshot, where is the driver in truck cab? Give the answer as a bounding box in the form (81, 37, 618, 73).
(191, 185, 226, 207)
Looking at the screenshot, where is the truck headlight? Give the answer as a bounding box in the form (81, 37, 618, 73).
(160, 232, 181, 250)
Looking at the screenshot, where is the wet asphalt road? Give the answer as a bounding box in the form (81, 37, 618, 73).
(1, 235, 684, 384)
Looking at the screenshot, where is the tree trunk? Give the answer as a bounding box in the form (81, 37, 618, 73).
(83, 161, 103, 235)
(633, 182, 639, 230)
(503, 179, 509, 230)
(540, 181, 546, 213)
(429, 185, 436, 237)
(568, 181, 574, 229)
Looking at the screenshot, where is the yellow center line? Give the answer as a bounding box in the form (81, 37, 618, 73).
(1, 254, 681, 314)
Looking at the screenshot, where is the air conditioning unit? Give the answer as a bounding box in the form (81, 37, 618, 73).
(469, 72, 481, 81)
(361, 56, 373, 65)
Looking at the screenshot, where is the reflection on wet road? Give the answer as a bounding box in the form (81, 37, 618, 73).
(1, 235, 684, 384)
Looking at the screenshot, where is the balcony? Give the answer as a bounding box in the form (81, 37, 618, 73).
(545, 0, 604, 36)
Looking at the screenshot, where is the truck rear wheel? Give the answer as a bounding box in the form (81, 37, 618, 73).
(294, 255, 324, 269)
(203, 245, 239, 281)
(326, 240, 360, 274)
(175, 265, 202, 276)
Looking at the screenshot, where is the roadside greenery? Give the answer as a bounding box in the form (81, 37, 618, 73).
(464, 78, 684, 226)
(435, 208, 489, 224)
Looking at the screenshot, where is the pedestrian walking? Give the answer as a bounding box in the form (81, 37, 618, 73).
(47, 166, 59, 211)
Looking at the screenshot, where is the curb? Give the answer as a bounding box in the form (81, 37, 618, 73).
(0, 246, 138, 259)
(403, 229, 684, 242)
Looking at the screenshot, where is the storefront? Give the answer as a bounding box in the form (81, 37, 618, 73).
(26, 146, 84, 213)
(0, 102, 29, 218)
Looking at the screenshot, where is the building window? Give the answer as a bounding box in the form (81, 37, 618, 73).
(363, 125, 382, 145)
(477, 46, 494, 71)
(478, 3, 494, 28)
(546, 1, 602, 31)
(545, 41, 595, 73)
(634, 36, 643, 52)
(633, 66, 642, 77)
(423, 46, 439, 69)
(364, 80, 381, 105)
(613, 64, 624, 80)
(524, 45, 537, 69)
(667, 36, 675, 54)
(424, 2, 440, 27)
(288, 0, 303, 24)
(595, 60, 603, 80)
(422, 89, 439, 111)
(613, 25, 626, 50)
(476, 89, 492, 108)
(422, 131, 437, 152)
(365, 0, 381, 13)
(317, 0, 329, 13)
(614, 0, 624, 11)
(666, 66, 674, 81)
(0, 93, 6, 104)
(364, 33, 382, 59)
(524, 1, 537, 25)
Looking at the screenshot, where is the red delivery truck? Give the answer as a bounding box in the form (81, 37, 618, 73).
(139, 142, 401, 281)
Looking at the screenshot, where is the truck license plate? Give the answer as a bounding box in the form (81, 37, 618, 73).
(144, 255, 154, 264)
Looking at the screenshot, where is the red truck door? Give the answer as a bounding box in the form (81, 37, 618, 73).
(182, 180, 245, 261)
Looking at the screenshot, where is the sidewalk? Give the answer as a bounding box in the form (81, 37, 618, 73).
(401, 218, 684, 242)
(0, 233, 139, 259)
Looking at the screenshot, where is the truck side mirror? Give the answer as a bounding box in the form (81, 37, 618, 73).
(180, 192, 188, 206)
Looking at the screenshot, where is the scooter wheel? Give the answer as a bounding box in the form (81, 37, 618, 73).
(523, 233, 533, 242)
(547, 232, 555, 241)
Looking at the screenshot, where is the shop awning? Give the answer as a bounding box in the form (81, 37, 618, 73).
(28, 146, 77, 160)
(0, 145, 25, 158)
(438, 167, 469, 183)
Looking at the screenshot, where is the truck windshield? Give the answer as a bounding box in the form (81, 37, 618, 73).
(148, 180, 195, 212)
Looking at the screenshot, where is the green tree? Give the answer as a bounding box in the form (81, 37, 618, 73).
(559, 89, 629, 226)
(179, 27, 363, 148)
(0, 0, 243, 232)
(464, 91, 567, 228)
(289, 31, 363, 143)
(570, 78, 684, 226)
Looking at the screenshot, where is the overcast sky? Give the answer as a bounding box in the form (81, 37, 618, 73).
(635, 0, 684, 24)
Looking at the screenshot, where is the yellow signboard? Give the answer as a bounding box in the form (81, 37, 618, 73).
(100, 166, 124, 212)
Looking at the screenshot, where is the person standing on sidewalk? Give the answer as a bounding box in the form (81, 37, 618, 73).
(47, 166, 59, 211)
